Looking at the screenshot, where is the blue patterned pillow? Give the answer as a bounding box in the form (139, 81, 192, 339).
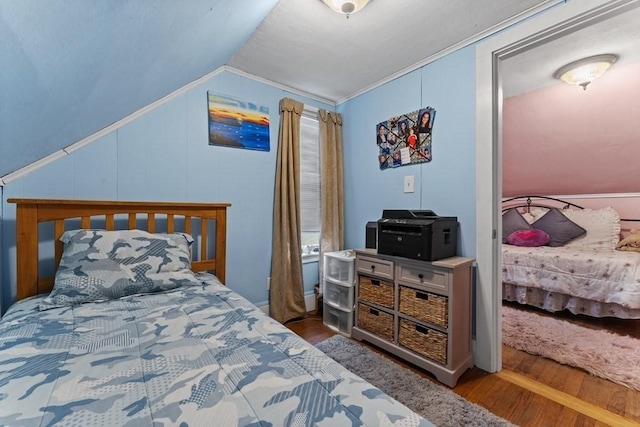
(40, 229, 198, 310)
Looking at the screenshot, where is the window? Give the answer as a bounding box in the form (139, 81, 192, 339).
(300, 113, 320, 262)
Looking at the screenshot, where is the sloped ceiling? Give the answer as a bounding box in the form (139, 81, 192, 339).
(1, 0, 559, 179)
(0, 0, 279, 178)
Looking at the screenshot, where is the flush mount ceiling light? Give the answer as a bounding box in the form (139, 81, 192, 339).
(321, 0, 371, 18)
(553, 54, 618, 90)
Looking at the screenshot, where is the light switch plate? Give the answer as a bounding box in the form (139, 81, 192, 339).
(404, 175, 415, 193)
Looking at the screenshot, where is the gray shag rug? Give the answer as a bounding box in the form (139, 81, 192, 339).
(315, 335, 513, 427)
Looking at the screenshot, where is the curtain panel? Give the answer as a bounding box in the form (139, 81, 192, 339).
(318, 110, 345, 279)
(269, 98, 307, 324)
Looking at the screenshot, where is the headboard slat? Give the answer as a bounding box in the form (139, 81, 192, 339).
(193, 260, 216, 272)
(106, 214, 115, 230)
(215, 210, 227, 283)
(8, 199, 230, 301)
(54, 220, 65, 269)
(148, 213, 156, 233)
(15, 204, 39, 300)
(167, 214, 175, 234)
(38, 278, 55, 293)
(201, 219, 208, 262)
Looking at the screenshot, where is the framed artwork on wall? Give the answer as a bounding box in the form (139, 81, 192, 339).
(207, 92, 270, 151)
(377, 107, 436, 169)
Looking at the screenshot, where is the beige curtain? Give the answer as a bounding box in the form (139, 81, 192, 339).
(269, 98, 307, 324)
(318, 110, 345, 267)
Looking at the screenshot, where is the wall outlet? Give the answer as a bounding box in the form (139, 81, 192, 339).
(266, 277, 271, 291)
(404, 175, 415, 193)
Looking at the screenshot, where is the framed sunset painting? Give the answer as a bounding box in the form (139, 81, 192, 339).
(207, 92, 270, 151)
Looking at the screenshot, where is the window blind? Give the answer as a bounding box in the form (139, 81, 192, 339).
(300, 115, 320, 233)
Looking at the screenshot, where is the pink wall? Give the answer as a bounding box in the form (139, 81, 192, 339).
(573, 197, 640, 236)
(502, 60, 640, 197)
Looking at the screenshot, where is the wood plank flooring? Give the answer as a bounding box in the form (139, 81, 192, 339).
(286, 311, 640, 427)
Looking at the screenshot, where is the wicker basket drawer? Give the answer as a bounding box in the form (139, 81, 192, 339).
(396, 264, 448, 293)
(356, 255, 394, 280)
(399, 318, 448, 365)
(399, 286, 448, 328)
(358, 276, 394, 308)
(357, 303, 394, 341)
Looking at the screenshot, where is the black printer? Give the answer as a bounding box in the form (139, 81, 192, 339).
(377, 210, 458, 261)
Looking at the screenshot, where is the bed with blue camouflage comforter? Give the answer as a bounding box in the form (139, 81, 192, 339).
(0, 273, 432, 426)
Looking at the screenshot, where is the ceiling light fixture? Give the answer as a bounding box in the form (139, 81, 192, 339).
(553, 54, 618, 90)
(321, 0, 371, 18)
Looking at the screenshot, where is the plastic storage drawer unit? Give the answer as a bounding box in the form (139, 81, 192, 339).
(323, 303, 354, 336)
(324, 280, 355, 310)
(324, 250, 356, 285)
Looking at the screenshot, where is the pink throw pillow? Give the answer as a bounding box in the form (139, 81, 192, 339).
(507, 229, 550, 247)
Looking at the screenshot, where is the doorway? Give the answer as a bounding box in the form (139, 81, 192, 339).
(474, 0, 640, 373)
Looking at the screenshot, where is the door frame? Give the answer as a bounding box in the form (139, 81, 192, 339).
(474, 0, 640, 372)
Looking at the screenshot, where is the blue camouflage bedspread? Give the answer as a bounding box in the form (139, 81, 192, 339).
(0, 273, 432, 426)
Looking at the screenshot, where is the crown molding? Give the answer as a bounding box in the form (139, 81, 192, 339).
(0, 150, 67, 186)
(224, 66, 336, 106)
(335, 0, 565, 104)
(1, 65, 333, 186)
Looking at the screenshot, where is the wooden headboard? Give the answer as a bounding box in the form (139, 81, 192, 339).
(7, 198, 230, 301)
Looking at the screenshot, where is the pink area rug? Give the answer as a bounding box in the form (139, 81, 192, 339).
(502, 305, 640, 391)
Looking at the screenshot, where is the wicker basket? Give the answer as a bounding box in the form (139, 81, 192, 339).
(398, 318, 447, 365)
(358, 276, 394, 308)
(357, 303, 394, 341)
(399, 286, 448, 328)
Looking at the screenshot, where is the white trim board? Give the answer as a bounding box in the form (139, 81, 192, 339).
(0, 66, 333, 187)
(258, 292, 317, 316)
(541, 192, 640, 200)
(1, 66, 220, 186)
(336, 0, 565, 104)
(225, 67, 335, 107)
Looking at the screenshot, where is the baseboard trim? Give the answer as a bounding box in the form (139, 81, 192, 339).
(258, 293, 316, 316)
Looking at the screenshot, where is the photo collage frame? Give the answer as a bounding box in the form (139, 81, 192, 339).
(376, 107, 436, 169)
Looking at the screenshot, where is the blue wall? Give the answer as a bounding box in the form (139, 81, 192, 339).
(1, 70, 330, 312)
(1, 46, 478, 313)
(0, 186, 3, 312)
(340, 46, 476, 256)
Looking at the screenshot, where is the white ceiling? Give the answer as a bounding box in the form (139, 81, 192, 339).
(502, 4, 640, 97)
(228, 0, 558, 103)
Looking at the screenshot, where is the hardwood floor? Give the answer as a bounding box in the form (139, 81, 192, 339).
(286, 312, 640, 427)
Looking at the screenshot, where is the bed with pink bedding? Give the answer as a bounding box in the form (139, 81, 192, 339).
(501, 196, 640, 319)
